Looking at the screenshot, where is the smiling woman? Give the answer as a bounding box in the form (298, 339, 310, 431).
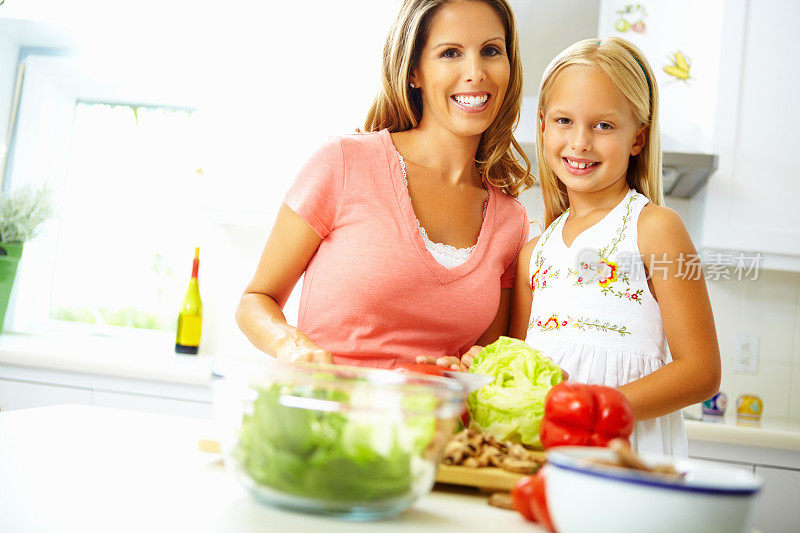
(236, 0, 534, 369)
(365, 0, 531, 198)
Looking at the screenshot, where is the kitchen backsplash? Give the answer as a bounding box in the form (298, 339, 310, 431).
(701, 270, 800, 423)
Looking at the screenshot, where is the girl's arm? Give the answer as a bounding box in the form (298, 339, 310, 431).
(617, 205, 721, 420)
(509, 237, 538, 339)
(235, 204, 333, 364)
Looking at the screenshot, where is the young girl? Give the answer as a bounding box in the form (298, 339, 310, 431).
(509, 37, 721, 456)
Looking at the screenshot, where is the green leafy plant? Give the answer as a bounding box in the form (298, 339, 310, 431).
(0, 185, 54, 243)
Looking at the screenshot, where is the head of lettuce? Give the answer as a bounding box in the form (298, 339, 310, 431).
(467, 336, 564, 448)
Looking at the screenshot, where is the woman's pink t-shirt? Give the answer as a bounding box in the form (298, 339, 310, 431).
(284, 129, 529, 368)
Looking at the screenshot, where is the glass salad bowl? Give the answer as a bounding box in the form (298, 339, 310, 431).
(212, 359, 468, 521)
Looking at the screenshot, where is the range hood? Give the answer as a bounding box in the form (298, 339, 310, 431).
(515, 143, 718, 199)
(661, 152, 718, 198)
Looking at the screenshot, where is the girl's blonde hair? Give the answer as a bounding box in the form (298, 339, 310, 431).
(364, 0, 534, 198)
(536, 37, 663, 227)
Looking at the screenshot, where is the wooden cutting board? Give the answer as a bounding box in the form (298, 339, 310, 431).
(435, 465, 527, 492)
(435, 447, 546, 492)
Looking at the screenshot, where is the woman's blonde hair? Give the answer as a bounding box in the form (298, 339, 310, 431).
(536, 37, 663, 227)
(363, 0, 533, 198)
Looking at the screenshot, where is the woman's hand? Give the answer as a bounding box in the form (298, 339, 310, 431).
(275, 331, 334, 365)
(237, 204, 338, 365)
(415, 345, 483, 372)
(458, 345, 483, 369)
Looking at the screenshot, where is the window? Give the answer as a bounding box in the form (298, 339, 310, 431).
(50, 102, 203, 332)
(1, 2, 399, 353)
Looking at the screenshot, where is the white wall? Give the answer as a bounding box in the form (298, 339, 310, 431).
(513, 0, 601, 97)
(510, 0, 601, 228)
(703, 270, 800, 423)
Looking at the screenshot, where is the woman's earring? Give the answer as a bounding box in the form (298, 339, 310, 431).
(409, 82, 416, 88)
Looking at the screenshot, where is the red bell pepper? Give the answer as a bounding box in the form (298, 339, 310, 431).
(511, 469, 555, 532)
(396, 363, 446, 377)
(539, 382, 634, 449)
(529, 468, 555, 532)
(511, 475, 537, 522)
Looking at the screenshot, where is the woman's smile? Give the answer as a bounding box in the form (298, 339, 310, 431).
(451, 92, 492, 112)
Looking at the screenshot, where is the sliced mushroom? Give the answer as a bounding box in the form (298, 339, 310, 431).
(488, 492, 515, 510)
(475, 446, 502, 467)
(462, 457, 481, 468)
(507, 442, 532, 460)
(499, 457, 540, 474)
(608, 438, 650, 471)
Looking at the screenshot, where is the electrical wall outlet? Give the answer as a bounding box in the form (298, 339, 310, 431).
(733, 334, 759, 374)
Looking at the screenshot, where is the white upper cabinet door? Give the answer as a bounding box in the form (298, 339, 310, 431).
(598, 0, 726, 154)
(599, 0, 800, 266)
(699, 0, 800, 261)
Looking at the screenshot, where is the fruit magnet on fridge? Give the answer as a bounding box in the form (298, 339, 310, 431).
(664, 51, 693, 82)
(614, 4, 648, 34)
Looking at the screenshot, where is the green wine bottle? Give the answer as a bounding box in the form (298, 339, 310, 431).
(175, 247, 202, 355)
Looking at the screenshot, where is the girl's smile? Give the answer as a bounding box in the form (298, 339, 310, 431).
(562, 156, 600, 175)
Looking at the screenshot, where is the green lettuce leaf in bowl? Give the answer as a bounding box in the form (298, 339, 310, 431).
(467, 336, 564, 448)
(234, 383, 437, 503)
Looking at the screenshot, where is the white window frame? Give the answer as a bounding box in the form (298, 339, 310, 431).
(4, 52, 201, 343)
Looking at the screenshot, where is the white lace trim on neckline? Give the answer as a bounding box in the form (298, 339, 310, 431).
(396, 151, 485, 260)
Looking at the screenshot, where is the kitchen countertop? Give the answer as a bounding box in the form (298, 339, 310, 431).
(3, 332, 800, 454)
(685, 415, 800, 452)
(0, 332, 215, 386)
(0, 404, 545, 533)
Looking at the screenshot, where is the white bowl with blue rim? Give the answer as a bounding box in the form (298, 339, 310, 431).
(545, 446, 763, 533)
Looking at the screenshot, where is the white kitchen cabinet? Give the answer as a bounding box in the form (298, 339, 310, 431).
(0, 377, 92, 411)
(752, 466, 800, 533)
(0, 364, 212, 419)
(696, 0, 800, 264)
(599, 0, 800, 267)
(689, 437, 800, 533)
(91, 390, 212, 419)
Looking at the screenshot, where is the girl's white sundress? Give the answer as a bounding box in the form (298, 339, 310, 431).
(525, 188, 687, 456)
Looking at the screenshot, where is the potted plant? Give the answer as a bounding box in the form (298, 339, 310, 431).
(0, 184, 54, 330)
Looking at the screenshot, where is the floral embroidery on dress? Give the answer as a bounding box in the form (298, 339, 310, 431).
(566, 194, 644, 305)
(530, 212, 568, 295)
(531, 267, 561, 293)
(598, 193, 638, 259)
(529, 314, 631, 337)
(597, 259, 618, 287)
(571, 316, 631, 336)
(530, 314, 570, 331)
